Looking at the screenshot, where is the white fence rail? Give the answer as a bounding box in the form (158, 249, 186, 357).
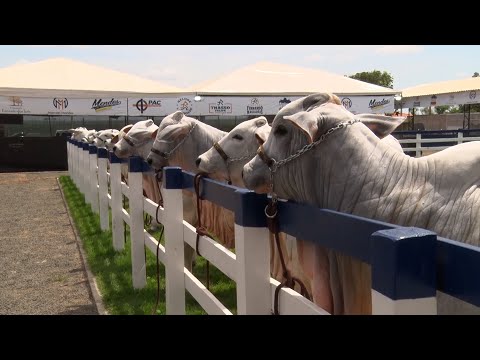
(396, 131, 480, 157)
(66, 139, 480, 315)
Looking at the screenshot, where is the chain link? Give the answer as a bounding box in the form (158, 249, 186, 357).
(226, 153, 256, 164)
(270, 119, 360, 173)
(152, 122, 197, 159)
(266, 119, 360, 211)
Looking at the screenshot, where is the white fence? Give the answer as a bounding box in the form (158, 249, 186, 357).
(396, 131, 480, 157)
(66, 139, 480, 315)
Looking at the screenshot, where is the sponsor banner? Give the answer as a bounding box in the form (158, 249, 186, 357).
(338, 95, 395, 114)
(129, 96, 197, 116)
(0, 96, 127, 115)
(0, 94, 396, 116)
(402, 90, 480, 108)
(129, 97, 185, 116)
(193, 96, 304, 116)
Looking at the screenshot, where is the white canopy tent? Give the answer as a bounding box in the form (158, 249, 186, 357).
(401, 77, 480, 129)
(0, 58, 191, 117)
(188, 61, 400, 115)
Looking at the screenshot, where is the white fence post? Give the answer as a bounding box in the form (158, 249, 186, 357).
(234, 190, 271, 315)
(74, 141, 80, 189)
(76, 142, 83, 192)
(67, 139, 71, 177)
(109, 152, 125, 251)
(128, 156, 147, 289)
(370, 227, 437, 315)
(97, 148, 109, 231)
(78, 143, 85, 195)
(458, 131, 464, 144)
(83, 144, 92, 204)
(163, 167, 186, 315)
(89, 145, 99, 214)
(415, 133, 422, 157)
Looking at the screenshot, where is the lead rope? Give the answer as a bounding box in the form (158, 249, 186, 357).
(265, 174, 312, 315)
(152, 171, 164, 315)
(194, 173, 212, 290)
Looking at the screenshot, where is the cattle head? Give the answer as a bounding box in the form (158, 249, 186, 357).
(113, 119, 158, 159)
(196, 116, 270, 187)
(146, 111, 196, 170)
(94, 129, 120, 148)
(108, 124, 133, 151)
(242, 93, 405, 194)
(71, 127, 88, 141)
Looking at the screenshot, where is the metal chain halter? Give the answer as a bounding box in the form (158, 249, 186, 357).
(150, 122, 197, 159)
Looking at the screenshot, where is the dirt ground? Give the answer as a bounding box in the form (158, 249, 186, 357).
(0, 171, 98, 315)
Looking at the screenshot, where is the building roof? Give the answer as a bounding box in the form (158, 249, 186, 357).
(189, 61, 398, 96)
(402, 77, 480, 98)
(0, 57, 185, 97)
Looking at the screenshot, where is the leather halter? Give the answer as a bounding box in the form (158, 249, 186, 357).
(256, 144, 276, 169)
(213, 142, 229, 162)
(149, 147, 168, 158)
(123, 135, 135, 147)
(212, 142, 232, 185)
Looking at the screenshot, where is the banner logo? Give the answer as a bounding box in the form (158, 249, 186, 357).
(279, 97, 291, 110)
(177, 97, 193, 114)
(368, 98, 390, 109)
(342, 98, 352, 109)
(53, 98, 68, 110)
(91, 98, 122, 112)
(209, 99, 232, 114)
(247, 97, 263, 114)
(134, 99, 162, 114)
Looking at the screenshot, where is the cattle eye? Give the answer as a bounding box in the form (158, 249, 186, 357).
(274, 125, 288, 136)
(232, 134, 243, 140)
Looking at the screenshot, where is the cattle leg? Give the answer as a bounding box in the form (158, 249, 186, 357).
(335, 254, 372, 315)
(297, 239, 333, 313)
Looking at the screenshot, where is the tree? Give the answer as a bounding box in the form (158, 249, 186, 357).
(449, 104, 480, 113)
(348, 70, 394, 88)
(434, 105, 451, 114)
(473, 72, 479, 77)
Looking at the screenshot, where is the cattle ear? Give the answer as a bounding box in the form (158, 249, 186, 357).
(254, 122, 271, 145)
(145, 119, 154, 127)
(111, 134, 119, 144)
(254, 116, 267, 127)
(151, 128, 158, 139)
(172, 111, 184, 122)
(123, 125, 133, 134)
(355, 114, 406, 139)
(161, 121, 192, 140)
(302, 93, 339, 112)
(284, 113, 317, 144)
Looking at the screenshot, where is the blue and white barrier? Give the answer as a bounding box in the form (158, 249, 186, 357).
(66, 139, 480, 315)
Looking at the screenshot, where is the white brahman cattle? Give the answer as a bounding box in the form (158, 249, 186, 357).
(242, 93, 480, 315)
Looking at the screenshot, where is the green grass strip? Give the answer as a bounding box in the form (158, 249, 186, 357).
(59, 175, 236, 315)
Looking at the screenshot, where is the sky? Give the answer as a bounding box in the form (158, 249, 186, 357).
(1, 45, 479, 90)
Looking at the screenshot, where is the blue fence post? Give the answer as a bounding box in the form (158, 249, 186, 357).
(370, 227, 437, 315)
(163, 166, 186, 314)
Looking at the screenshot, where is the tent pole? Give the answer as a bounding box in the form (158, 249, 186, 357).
(411, 108, 415, 131)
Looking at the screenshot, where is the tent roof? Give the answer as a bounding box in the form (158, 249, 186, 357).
(402, 77, 480, 98)
(0, 57, 186, 97)
(189, 61, 398, 96)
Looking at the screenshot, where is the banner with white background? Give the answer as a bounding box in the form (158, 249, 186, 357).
(0, 94, 395, 116)
(401, 90, 480, 109)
